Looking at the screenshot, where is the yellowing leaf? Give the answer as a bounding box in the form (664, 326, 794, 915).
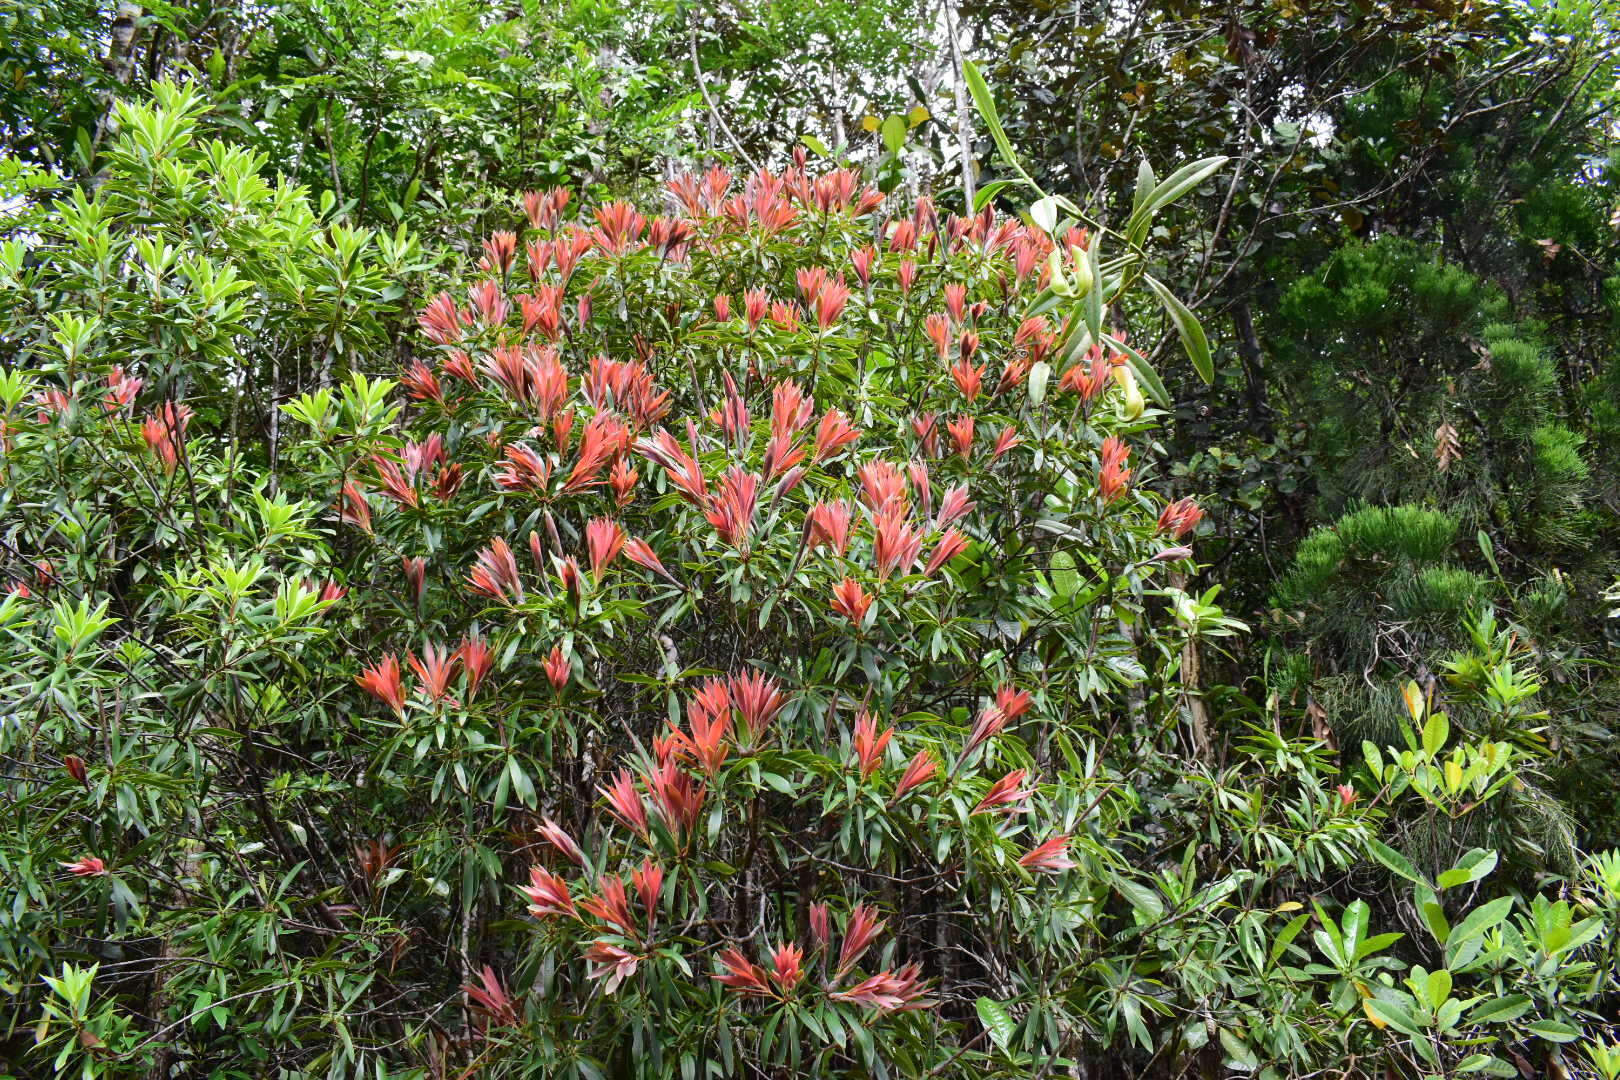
(861, 115, 880, 132)
(1362, 997, 1387, 1029)
(1402, 680, 1425, 722)
(1275, 901, 1304, 912)
(907, 105, 930, 128)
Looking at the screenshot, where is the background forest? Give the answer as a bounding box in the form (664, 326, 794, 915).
(1, 0, 1618, 1077)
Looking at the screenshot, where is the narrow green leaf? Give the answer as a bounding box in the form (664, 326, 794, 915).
(962, 60, 1038, 193)
(1082, 240, 1103, 346)
(1145, 156, 1228, 216)
(973, 179, 1018, 213)
(1268, 912, 1311, 965)
(1132, 158, 1157, 217)
(1366, 838, 1428, 887)
(1142, 274, 1213, 384)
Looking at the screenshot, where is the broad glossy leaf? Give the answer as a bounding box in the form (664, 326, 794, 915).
(1467, 993, 1530, 1024)
(976, 996, 1016, 1051)
(1438, 849, 1498, 890)
(1115, 878, 1164, 920)
(1447, 895, 1515, 950)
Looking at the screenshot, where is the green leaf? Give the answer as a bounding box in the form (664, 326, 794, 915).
(1422, 709, 1450, 757)
(976, 997, 1016, 1051)
(880, 114, 906, 155)
(1362, 740, 1385, 781)
(1082, 238, 1108, 344)
(1551, 916, 1604, 956)
(1366, 997, 1425, 1037)
(1341, 900, 1369, 959)
(1115, 878, 1164, 921)
(1025, 285, 1064, 318)
(1144, 156, 1228, 216)
(1218, 1028, 1260, 1069)
(1028, 359, 1052, 405)
(1124, 156, 1226, 248)
(801, 134, 831, 158)
(1447, 895, 1515, 949)
(1424, 968, 1453, 1011)
(1048, 550, 1079, 596)
(1438, 849, 1498, 890)
(973, 180, 1018, 213)
(1366, 838, 1429, 887)
(1416, 889, 1451, 945)
(1466, 994, 1531, 1024)
(1131, 158, 1156, 218)
(1142, 274, 1213, 384)
(1526, 1020, 1581, 1043)
(1030, 195, 1060, 236)
(962, 60, 1037, 193)
(1268, 912, 1311, 965)
(1354, 932, 1403, 961)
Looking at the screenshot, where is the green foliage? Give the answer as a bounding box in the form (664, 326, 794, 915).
(1277, 504, 1470, 625)
(1, 82, 425, 450)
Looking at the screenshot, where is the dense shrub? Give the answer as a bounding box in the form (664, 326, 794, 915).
(2, 87, 1617, 1080)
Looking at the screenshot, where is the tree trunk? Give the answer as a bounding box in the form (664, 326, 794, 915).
(1232, 301, 1270, 430)
(90, 2, 144, 166)
(942, 0, 976, 212)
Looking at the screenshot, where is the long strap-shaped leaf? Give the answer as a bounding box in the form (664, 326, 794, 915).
(1143, 273, 1214, 385)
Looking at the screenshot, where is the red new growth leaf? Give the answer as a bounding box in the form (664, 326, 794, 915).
(837, 903, 887, 974)
(892, 751, 938, 802)
(586, 517, 626, 578)
(580, 875, 638, 938)
(851, 710, 894, 779)
(536, 818, 586, 866)
(713, 946, 773, 997)
(1019, 835, 1078, 875)
(356, 654, 406, 716)
(61, 856, 107, 877)
(831, 577, 873, 624)
(521, 866, 578, 920)
(971, 769, 1035, 815)
(1157, 497, 1203, 539)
